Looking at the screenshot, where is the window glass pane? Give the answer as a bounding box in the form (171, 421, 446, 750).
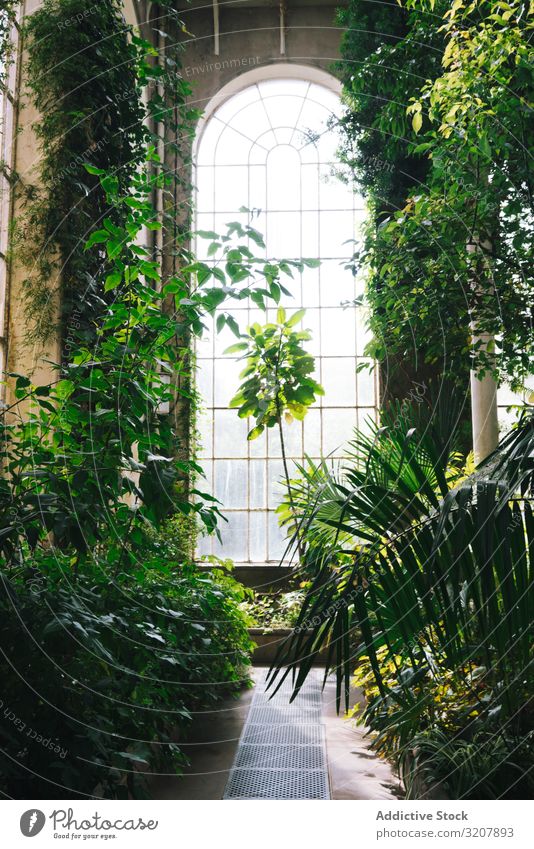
(197, 461, 213, 498)
(196, 359, 213, 407)
(303, 308, 321, 356)
(214, 409, 248, 457)
(197, 409, 213, 454)
(197, 118, 223, 162)
(356, 309, 373, 356)
(215, 85, 260, 124)
(249, 429, 267, 458)
(249, 165, 266, 209)
(321, 358, 357, 407)
(357, 365, 376, 406)
(250, 133, 274, 161)
(319, 259, 355, 307)
(214, 511, 249, 560)
(301, 211, 319, 256)
(298, 138, 320, 164)
(303, 408, 321, 457)
(267, 459, 286, 508)
(197, 534, 212, 557)
(213, 317, 242, 357)
(301, 164, 320, 210)
(268, 419, 302, 459)
(309, 83, 340, 113)
(263, 93, 304, 130)
(195, 213, 215, 259)
(234, 99, 275, 139)
(319, 166, 353, 211)
(215, 165, 249, 210)
(320, 210, 355, 257)
(267, 511, 287, 562)
(357, 408, 378, 437)
(321, 307, 356, 356)
(266, 211, 301, 257)
(322, 409, 357, 456)
(214, 459, 248, 508)
(249, 459, 266, 509)
(267, 145, 300, 210)
(249, 511, 267, 562)
(215, 123, 256, 165)
(213, 357, 242, 407)
(196, 166, 215, 212)
(301, 267, 320, 308)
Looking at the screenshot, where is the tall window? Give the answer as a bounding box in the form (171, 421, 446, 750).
(195, 75, 377, 564)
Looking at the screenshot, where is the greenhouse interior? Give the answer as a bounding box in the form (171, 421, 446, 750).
(0, 0, 532, 805)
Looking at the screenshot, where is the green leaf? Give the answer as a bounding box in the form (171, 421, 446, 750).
(104, 272, 122, 292)
(223, 342, 248, 355)
(247, 424, 265, 440)
(84, 230, 109, 249)
(286, 308, 306, 328)
(412, 111, 423, 134)
(84, 164, 105, 175)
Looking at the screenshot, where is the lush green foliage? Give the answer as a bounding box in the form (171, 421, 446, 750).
(20, 0, 146, 339)
(276, 396, 464, 574)
(1, 161, 297, 569)
(270, 409, 534, 798)
(337, 0, 533, 388)
(240, 589, 306, 633)
(1, 1, 301, 801)
(0, 554, 252, 798)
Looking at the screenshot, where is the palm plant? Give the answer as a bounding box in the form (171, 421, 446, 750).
(268, 405, 534, 796)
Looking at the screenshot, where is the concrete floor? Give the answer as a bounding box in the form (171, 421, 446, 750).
(149, 668, 402, 800)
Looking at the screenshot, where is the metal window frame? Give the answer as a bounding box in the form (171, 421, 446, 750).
(195, 77, 378, 564)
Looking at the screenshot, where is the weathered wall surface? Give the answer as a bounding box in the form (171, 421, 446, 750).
(176, 0, 344, 112)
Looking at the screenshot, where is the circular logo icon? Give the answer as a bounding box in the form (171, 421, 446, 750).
(20, 810, 46, 837)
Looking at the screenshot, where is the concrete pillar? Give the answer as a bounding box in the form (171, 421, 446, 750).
(470, 339, 499, 464)
(467, 236, 499, 464)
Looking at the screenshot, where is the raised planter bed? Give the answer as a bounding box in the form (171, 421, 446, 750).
(249, 627, 329, 666)
(197, 563, 295, 591)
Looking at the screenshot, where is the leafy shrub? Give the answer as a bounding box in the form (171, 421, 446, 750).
(400, 729, 534, 801)
(240, 590, 306, 633)
(271, 409, 534, 799)
(0, 555, 252, 799)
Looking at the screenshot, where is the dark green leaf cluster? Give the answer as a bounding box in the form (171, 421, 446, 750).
(336, 0, 533, 387)
(0, 558, 252, 798)
(269, 405, 534, 798)
(0, 162, 294, 569)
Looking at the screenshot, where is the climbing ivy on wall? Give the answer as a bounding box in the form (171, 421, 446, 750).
(10, 0, 203, 556)
(18, 0, 196, 347)
(0, 2, 18, 80)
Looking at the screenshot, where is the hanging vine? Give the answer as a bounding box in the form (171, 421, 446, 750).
(17, 0, 197, 347)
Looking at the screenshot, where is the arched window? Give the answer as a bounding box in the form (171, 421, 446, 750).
(195, 70, 377, 564)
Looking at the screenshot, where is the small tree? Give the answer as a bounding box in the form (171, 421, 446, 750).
(226, 308, 324, 560)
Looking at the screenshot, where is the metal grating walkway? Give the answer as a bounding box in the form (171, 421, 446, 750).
(223, 670, 330, 799)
